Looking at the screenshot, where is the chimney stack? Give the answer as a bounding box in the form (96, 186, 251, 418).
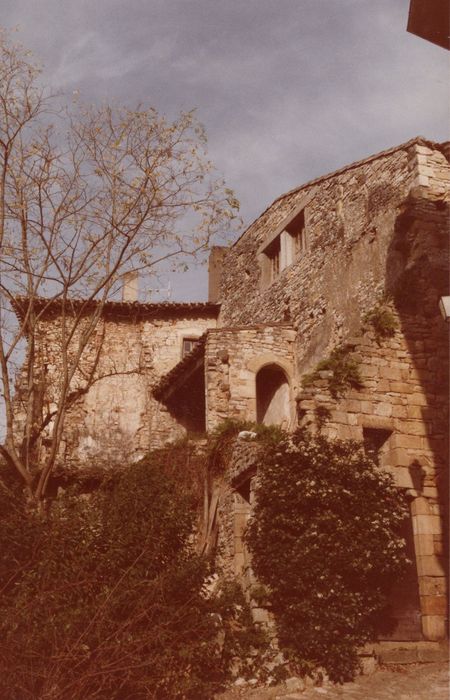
(208, 247, 227, 302)
(122, 271, 139, 302)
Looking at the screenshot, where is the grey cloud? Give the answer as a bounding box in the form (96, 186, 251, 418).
(3, 0, 448, 299)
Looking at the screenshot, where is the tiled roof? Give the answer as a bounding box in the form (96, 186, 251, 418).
(12, 296, 220, 322)
(153, 333, 207, 400)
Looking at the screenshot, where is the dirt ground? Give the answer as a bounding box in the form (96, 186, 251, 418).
(215, 661, 449, 700)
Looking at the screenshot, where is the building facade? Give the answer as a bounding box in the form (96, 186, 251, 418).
(15, 136, 449, 643)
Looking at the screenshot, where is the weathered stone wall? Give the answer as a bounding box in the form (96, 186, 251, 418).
(18, 309, 217, 468)
(295, 301, 448, 641)
(212, 138, 449, 643)
(205, 324, 297, 431)
(217, 138, 450, 376)
(215, 439, 261, 580)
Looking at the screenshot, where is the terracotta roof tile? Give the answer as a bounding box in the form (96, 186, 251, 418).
(12, 296, 220, 323)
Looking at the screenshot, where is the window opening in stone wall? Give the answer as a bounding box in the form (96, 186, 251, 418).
(182, 337, 200, 358)
(265, 236, 281, 282)
(256, 364, 291, 427)
(285, 209, 306, 257)
(363, 427, 392, 466)
(259, 206, 307, 288)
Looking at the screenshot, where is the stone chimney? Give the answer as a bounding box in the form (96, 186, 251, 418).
(122, 271, 139, 302)
(208, 246, 227, 302)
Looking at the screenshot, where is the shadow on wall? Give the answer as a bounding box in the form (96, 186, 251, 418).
(386, 197, 449, 616)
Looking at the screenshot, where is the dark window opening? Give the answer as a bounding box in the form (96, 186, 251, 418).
(265, 237, 281, 281)
(285, 209, 306, 256)
(363, 427, 392, 466)
(182, 337, 200, 358)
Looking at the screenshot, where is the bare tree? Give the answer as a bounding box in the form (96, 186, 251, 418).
(0, 29, 239, 505)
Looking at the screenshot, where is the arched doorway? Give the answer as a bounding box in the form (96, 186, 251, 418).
(256, 364, 291, 426)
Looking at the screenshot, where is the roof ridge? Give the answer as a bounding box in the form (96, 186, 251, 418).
(231, 135, 437, 249)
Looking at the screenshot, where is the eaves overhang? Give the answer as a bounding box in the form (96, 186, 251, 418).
(11, 296, 220, 325)
(153, 333, 207, 403)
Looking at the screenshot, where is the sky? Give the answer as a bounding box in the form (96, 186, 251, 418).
(2, 0, 449, 300)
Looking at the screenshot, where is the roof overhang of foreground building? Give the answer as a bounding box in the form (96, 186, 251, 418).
(407, 0, 450, 50)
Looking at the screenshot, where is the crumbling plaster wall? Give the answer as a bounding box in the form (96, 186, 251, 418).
(26, 311, 217, 468)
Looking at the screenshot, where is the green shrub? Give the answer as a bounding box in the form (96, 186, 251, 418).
(211, 579, 269, 677)
(0, 449, 228, 700)
(245, 431, 410, 682)
(302, 345, 363, 398)
(363, 303, 398, 341)
(207, 418, 283, 475)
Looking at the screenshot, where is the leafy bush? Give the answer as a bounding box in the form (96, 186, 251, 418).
(207, 418, 283, 476)
(363, 302, 398, 341)
(0, 448, 230, 700)
(245, 431, 410, 682)
(302, 345, 363, 398)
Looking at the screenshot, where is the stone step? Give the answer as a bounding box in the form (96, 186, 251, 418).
(365, 640, 449, 664)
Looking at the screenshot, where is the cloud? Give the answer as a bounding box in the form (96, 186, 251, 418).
(2, 0, 448, 298)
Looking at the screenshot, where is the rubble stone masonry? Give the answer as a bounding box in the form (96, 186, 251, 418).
(211, 137, 449, 641)
(13, 136, 449, 643)
(14, 307, 217, 468)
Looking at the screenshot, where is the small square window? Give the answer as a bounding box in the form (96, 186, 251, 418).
(182, 337, 200, 358)
(363, 427, 392, 466)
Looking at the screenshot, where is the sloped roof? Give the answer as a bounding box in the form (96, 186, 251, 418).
(153, 333, 207, 401)
(12, 296, 220, 323)
(232, 136, 447, 248)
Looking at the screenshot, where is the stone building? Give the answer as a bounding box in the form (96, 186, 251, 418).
(14, 136, 449, 645)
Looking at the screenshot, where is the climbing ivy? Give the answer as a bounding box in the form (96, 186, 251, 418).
(302, 344, 363, 398)
(245, 430, 410, 682)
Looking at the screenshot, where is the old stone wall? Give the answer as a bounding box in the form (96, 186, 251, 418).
(296, 301, 448, 641)
(217, 138, 450, 376)
(17, 309, 217, 469)
(211, 138, 449, 643)
(204, 324, 297, 431)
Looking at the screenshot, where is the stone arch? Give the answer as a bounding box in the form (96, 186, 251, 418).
(255, 363, 292, 428)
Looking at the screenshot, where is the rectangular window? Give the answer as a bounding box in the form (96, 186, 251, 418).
(286, 209, 306, 257)
(182, 337, 200, 358)
(265, 236, 281, 282)
(363, 427, 392, 466)
(258, 192, 314, 291)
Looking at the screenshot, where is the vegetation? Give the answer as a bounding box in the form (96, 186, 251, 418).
(0, 27, 239, 506)
(0, 446, 259, 699)
(245, 430, 410, 682)
(302, 344, 363, 398)
(207, 418, 284, 476)
(363, 302, 398, 342)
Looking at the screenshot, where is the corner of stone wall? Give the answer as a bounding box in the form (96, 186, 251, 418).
(408, 142, 450, 202)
